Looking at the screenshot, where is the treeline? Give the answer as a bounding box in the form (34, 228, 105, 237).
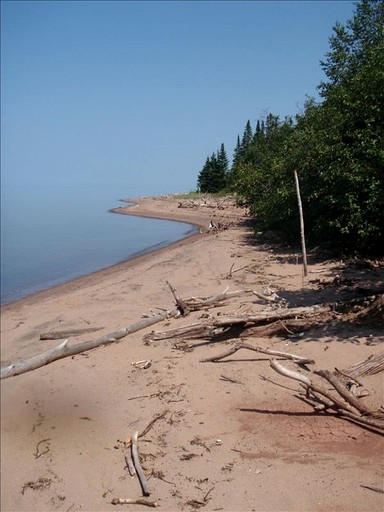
(196, 0, 384, 256)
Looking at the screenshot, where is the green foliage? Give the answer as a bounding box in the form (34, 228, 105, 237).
(195, 0, 384, 256)
(197, 144, 229, 193)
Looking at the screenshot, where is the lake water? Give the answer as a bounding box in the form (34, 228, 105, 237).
(1, 185, 196, 304)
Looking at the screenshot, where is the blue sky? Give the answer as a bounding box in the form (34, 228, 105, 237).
(1, 0, 356, 194)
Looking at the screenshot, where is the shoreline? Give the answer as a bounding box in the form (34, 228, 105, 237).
(1, 194, 383, 512)
(1, 196, 211, 310)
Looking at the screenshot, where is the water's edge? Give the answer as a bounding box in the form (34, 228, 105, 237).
(2, 205, 200, 307)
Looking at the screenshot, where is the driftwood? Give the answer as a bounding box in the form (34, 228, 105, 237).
(270, 360, 384, 431)
(166, 281, 190, 316)
(1, 285, 250, 379)
(1, 309, 180, 380)
(239, 319, 317, 338)
(131, 431, 150, 496)
(201, 341, 315, 365)
(111, 498, 158, 507)
(146, 304, 329, 343)
(341, 353, 384, 378)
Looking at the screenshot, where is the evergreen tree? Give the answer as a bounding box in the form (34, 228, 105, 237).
(241, 120, 253, 148)
(197, 150, 227, 193)
(217, 143, 229, 176)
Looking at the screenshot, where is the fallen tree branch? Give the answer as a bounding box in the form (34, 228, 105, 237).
(166, 281, 190, 316)
(201, 342, 315, 365)
(1, 285, 251, 379)
(1, 309, 180, 380)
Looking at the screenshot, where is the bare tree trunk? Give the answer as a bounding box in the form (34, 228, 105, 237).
(294, 170, 308, 277)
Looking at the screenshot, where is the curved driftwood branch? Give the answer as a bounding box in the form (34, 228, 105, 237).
(1, 309, 180, 380)
(131, 431, 150, 497)
(269, 359, 312, 385)
(201, 342, 315, 365)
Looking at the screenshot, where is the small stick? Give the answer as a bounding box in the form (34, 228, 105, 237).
(220, 374, 243, 385)
(360, 485, 384, 494)
(140, 410, 168, 439)
(111, 498, 158, 507)
(127, 393, 160, 401)
(131, 431, 150, 496)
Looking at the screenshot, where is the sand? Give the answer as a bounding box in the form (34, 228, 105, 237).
(1, 195, 383, 512)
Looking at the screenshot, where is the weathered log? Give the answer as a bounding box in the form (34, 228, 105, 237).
(1, 308, 180, 380)
(201, 342, 315, 365)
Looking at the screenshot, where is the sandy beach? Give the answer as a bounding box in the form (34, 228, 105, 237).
(1, 195, 383, 512)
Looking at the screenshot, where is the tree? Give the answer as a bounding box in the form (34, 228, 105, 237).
(197, 149, 227, 193)
(217, 143, 229, 177)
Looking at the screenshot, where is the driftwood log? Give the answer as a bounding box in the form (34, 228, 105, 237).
(0, 309, 180, 380)
(0, 285, 248, 379)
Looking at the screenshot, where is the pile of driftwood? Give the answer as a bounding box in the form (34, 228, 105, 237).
(2, 282, 383, 434)
(144, 285, 384, 432)
(176, 195, 237, 211)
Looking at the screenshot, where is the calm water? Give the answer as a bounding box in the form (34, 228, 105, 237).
(1, 185, 195, 304)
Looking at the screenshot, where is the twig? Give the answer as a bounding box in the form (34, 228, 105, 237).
(127, 393, 160, 401)
(204, 486, 215, 502)
(131, 431, 150, 496)
(140, 410, 168, 438)
(34, 439, 50, 459)
(360, 485, 384, 494)
(111, 498, 158, 507)
(220, 374, 243, 385)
